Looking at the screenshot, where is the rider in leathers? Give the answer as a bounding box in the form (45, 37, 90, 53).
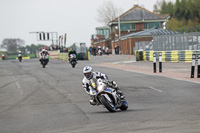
(82, 66, 124, 106)
(68, 50, 77, 63)
(39, 49, 50, 64)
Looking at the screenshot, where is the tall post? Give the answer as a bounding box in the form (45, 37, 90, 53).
(153, 53, 156, 73)
(64, 33, 67, 48)
(159, 52, 162, 73)
(191, 54, 196, 78)
(197, 54, 200, 78)
(51, 32, 54, 45)
(118, 17, 120, 38)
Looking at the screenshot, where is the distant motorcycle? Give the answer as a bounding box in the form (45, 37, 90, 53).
(69, 54, 77, 68)
(89, 78, 128, 112)
(18, 54, 22, 62)
(98, 49, 102, 56)
(41, 55, 48, 68)
(1, 54, 5, 60)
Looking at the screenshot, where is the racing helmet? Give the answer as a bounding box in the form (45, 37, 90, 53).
(83, 66, 93, 79)
(42, 49, 45, 53)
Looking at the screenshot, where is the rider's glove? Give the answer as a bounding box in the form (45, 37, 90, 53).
(103, 80, 108, 84)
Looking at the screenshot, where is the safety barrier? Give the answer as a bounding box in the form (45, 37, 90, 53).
(15, 57, 30, 60)
(58, 53, 69, 61)
(88, 52, 90, 60)
(136, 50, 200, 62)
(58, 52, 90, 61)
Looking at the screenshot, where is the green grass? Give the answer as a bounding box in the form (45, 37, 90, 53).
(6, 54, 36, 59)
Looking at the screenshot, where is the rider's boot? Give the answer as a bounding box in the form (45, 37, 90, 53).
(89, 96, 97, 106)
(107, 80, 125, 99)
(111, 81, 125, 99)
(116, 89, 125, 99)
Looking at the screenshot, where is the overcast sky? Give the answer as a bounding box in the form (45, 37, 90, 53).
(0, 0, 175, 47)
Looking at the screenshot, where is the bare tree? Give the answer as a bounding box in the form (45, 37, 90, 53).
(96, 0, 123, 25)
(153, 0, 163, 13)
(2, 38, 25, 53)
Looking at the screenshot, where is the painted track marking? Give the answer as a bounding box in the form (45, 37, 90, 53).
(147, 86, 163, 92)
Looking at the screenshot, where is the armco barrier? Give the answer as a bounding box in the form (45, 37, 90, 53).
(171, 51, 178, 62)
(58, 52, 90, 61)
(88, 52, 90, 60)
(58, 53, 69, 61)
(149, 51, 154, 62)
(161, 51, 166, 62)
(185, 51, 193, 63)
(143, 51, 146, 61)
(15, 57, 30, 60)
(136, 50, 200, 62)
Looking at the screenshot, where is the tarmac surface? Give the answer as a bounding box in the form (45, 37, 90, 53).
(0, 55, 200, 133)
(93, 54, 200, 84)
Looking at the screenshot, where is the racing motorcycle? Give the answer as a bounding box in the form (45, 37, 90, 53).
(89, 78, 128, 112)
(1, 54, 5, 60)
(18, 54, 22, 62)
(69, 54, 77, 68)
(41, 55, 48, 68)
(98, 49, 102, 56)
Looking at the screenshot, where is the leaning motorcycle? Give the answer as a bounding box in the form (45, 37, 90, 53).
(18, 54, 22, 62)
(89, 78, 128, 112)
(69, 54, 77, 68)
(41, 55, 48, 68)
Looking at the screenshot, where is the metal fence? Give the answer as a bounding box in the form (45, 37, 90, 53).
(72, 43, 88, 60)
(135, 41, 151, 51)
(135, 31, 200, 51)
(72, 43, 87, 53)
(152, 32, 200, 51)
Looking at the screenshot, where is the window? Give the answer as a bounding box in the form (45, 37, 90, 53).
(148, 22, 161, 29)
(97, 29, 104, 35)
(130, 24, 136, 30)
(104, 29, 110, 35)
(143, 22, 161, 29)
(104, 29, 110, 39)
(120, 24, 130, 31)
(143, 23, 148, 29)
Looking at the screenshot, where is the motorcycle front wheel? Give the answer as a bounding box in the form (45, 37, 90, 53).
(71, 61, 76, 68)
(100, 95, 116, 112)
(42, 61, 46, 68)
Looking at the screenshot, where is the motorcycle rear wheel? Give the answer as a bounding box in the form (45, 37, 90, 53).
(119, 100, 128, 111)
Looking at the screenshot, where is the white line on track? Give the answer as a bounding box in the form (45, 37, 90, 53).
(147, 86, 163, 92)
(12, 76, 23, 95)
(112, 60, 136, 64)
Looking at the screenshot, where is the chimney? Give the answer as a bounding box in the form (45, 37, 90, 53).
(133, 0, 138, 7)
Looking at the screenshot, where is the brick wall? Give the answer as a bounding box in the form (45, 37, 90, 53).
(136, 23, 143, 31)
(92, 36, 153, 55)
(112, 36, 153, 55)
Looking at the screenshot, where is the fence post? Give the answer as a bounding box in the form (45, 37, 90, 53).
(190, 54, 196, 78)
(159, 52, 162, 73)
(198, 54, 200, 78)
(153, 53, 156, 73)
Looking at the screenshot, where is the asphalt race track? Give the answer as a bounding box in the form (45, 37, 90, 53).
(0, 56, 200, 133)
